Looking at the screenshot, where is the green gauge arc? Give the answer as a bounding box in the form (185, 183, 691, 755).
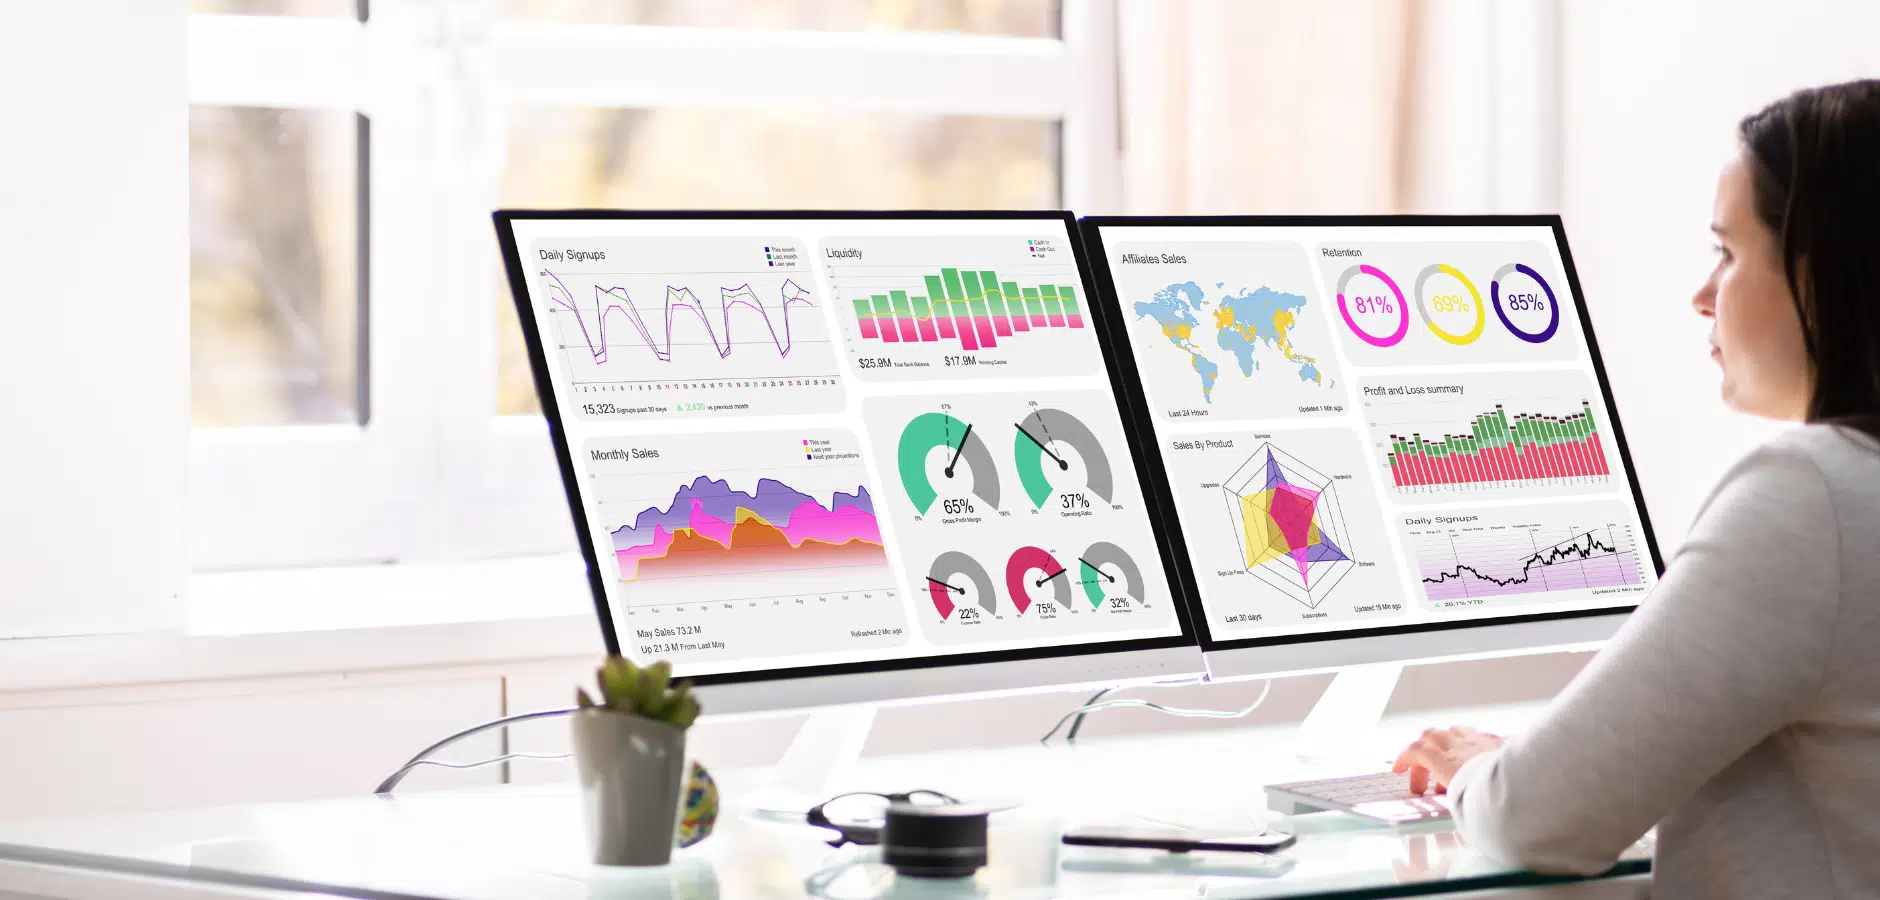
(1078, 541, 1144, 609)
(897, 412, 1001, 515)
(1013, 408, 1114, 509)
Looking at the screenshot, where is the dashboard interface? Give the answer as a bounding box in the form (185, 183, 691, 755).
(498, 213, 1190, 678)
(1084, 220, 1660, 645)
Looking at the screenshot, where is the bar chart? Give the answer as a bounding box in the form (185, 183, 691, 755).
(1383, 401, 1610, 490)
(847, 266, 1086, 352)
(1359, 370, 1623, 500)
(823, 233, 1105, 380)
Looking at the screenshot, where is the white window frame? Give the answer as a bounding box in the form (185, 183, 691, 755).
(187, 0, 1121, 571)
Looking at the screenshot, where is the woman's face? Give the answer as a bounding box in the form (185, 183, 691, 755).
(1692, 154, 1814, 420)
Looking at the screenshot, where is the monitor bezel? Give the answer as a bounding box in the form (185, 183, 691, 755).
(1076, 213, 1668, 653)
(493, 208, 1202, 687)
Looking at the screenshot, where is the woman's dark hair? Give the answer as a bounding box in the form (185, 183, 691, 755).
(1738, 80, 1880, 435)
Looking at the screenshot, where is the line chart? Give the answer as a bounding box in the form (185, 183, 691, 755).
(1402, 503, 1647, 607)
(544, 272, 819, 364)
(525, 236, 844, 420)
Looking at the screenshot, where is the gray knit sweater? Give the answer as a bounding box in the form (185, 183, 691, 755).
(1450, 424, 1880, 898)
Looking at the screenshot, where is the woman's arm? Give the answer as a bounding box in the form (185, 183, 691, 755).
(1443, 440, 1841, 874)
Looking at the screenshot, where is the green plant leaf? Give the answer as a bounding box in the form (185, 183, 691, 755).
(670, 692, 701, 729)
(576, 686, 596, 709)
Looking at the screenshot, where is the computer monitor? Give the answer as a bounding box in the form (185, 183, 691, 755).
(1078, 216, 1665, 683)
(494, 211, 1203, 715)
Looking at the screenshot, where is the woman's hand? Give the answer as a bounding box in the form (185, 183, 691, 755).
(1393, 726, 1505, 795)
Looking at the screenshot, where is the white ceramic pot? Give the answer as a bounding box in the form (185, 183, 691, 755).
(572, 709, 687, 867)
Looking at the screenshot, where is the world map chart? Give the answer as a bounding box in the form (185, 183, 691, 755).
(1133, 281, 1334, 404)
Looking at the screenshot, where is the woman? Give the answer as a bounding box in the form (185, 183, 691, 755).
(1393, 79, 1880, 897)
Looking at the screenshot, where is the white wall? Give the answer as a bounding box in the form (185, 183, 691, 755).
(0, 3, 189, 634)
(1561, 0, 1880, 545)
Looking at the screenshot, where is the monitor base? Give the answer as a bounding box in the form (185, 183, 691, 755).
(1293, 662, 1403, 766)
(748, 704, 878, 815)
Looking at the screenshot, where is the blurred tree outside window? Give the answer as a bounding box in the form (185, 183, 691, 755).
(190, 107, 361, 426)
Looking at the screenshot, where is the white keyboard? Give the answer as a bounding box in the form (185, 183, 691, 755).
(1266, 772, 1454, 824)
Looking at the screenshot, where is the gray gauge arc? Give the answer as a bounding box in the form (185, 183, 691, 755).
(1078, 541, 1144, 609)
(927, 550, 996, 619)
(1014, 408, 1113, 509)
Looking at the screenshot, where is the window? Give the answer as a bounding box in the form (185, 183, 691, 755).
(188, 0, 1117, 570)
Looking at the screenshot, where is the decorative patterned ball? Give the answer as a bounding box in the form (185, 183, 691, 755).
(676, 760, 719, 848)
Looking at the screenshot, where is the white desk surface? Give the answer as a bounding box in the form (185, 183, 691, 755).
(0, 702, 1650, 900)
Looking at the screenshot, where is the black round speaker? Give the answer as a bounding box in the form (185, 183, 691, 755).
(880, 803, 989, 878)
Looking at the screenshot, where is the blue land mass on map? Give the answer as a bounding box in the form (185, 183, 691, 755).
(1134, 281, 1221, 401)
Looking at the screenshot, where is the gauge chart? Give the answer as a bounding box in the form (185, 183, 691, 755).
(895, 410, 1002, 516)
(529, 236, 844, 420)
(866, 390, 1176, 646)
(1077, 541, 1145, 609)
(925, 550, 996, 622)
(1006, 546, 1072, 615)
(1015, 407, 1114, 512)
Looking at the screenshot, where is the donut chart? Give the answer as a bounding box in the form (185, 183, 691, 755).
(1413, 263, 1486, 345)
(1491, 263, 1561, 344)
(1335, 264, 1410, 348)
(1005, 545, 1070, 615)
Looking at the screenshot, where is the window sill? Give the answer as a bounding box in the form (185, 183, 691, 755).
(0, 555, 603, 698)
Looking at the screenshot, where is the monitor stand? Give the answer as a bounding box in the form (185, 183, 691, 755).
(1293, 662, 1403, 766)
(749, 704, 878, 815)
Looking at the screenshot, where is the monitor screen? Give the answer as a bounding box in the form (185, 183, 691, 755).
(1080, 217, 1664, 649)
(496, 211, 1194, 681)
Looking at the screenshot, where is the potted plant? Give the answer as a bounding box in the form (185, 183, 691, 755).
(573, 657, 703, 866)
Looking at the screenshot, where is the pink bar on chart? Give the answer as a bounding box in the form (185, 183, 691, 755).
(937, 316, 956, 338)
(1591, 435, 1611, 474)
(993, 314, 1012, 337)
(1048, 311, 1067, 327)
(896, 316, 919, 342)
(1067, 314, 1086, 328)
(1010, 313, 1030, 332)
(958, 322, 979, 351)
(1389, 458, 1406, 487)
(879, 319, 900, 343)
(974, 315, 998, 348)
(916, 316, 939, 342)
(859, 318, 879, 339)
(1032, 312, 1048, 326)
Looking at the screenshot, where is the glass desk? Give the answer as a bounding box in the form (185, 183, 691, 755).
(0, 712, 1652, 899)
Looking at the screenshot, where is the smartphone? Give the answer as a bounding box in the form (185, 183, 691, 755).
(1061, 826, 1296, 854)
